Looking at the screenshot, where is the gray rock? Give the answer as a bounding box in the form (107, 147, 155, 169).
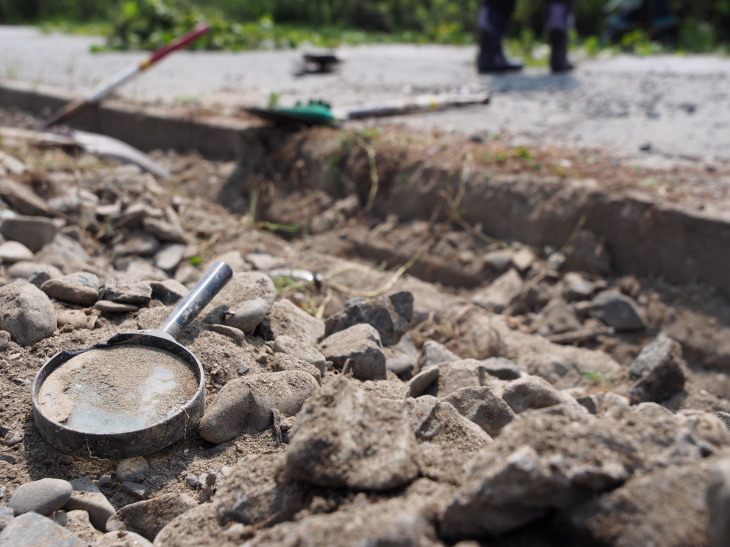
(0, 241, 33, 263)
(207, 271, 276, 321)
(116, 457, 150, 483)
(562, 463, 713, 547)
(64, 509, 104, 544)
(35, 234, 91, 274)
(444, 386, 516, 436)
(106, 493, 197, 541)
(115, 231, 160, 257)
(480, 357, 522, 380)
(273, 335, 327, 375)
(150, 279, 188, 305)
(323, 291, 413, 346)
(430, 360, 483, 398)
(417, 340, 460, 372)
(104, 529, 155, 546)
(258, 298, 324, 346)
(512, 246, 536, 272)
(154, 243, 187, 273)
(716, 411, 730, 431)
(0, 505, 15, 531)
(0, 177, 53, 216)
(563, 229, 611, 275)
(319, 323, 386, 381)
(406, 366, 440, 398)
(268, 353, 322, 385)
(501, 375, 566, 414)
(0, 215, 58, 252)
(100, 279, 152, 305)
(94, 300, 139, 313)
(533, 297, 581, 335)
(224, 297, 271, 333)
(6, 261, 62, 285)
(0, 511, 86, 547)
(41, 271, 100, 306)
(482, 249, 514, 272)
(142, 216, 187, 244)
(214, 453, 304, 526)
(0, 280, 57, 345)
(628, 333, 686, 404)
(576, 391, 630, 416)
(64, 477, 116, 532)
(472, 269, 523, 313)
(199, 370, 319, 444)
(708, 457, 730, 547)
(406, 396, 493, 451)
(562, 272, 596, 301)
(286, 377, 419, 490)
(384, 332, 419, 376)
(589, 290, 646, 331)
(120, 482, 148, 500)
(209, 324, 245, 343)
(9, 478, 73, 516)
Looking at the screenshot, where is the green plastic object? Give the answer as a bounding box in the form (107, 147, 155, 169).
(246, 100, 337, 127)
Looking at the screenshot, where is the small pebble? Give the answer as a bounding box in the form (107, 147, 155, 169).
(8, 478, 73, 516)
(116, 457, 149, 483)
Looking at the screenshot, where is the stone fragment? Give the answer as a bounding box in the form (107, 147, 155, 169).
(120, 482, 148, 500)
(589, 290, 645, 331)
(430, 360, 483, 398)
(0, 215, 58, 252)
(444, 386, 516, 436)
(533, 297, 581, 335)
(41, 272, 100, 306)
(209, 324, 245, 343)
(0, 511, 86, 547)
(384, 332, 419, 376)
(319, 323, 386, 381)
(142, 216, 187, 243)
(0, 279, 57, 345)
(106, 493, 197, 541)
(268, 353, 322, 385)
(480, 357, 522, 380)
(472, 269, 523, 313)
(207, 271, 276, 320)
(0, 241, 33, 263)
(35, 234, 91, 274)
(64, 509, 104, 543)
(258, 298, 324, 346)
(115, 231, 160, 257)
(406, 366, 439, 398)
(214, 453, 304, 526)
(95, 300, 139, 313)
(708, 457, 730, 547)
(154, 243, 186, 273)
(406, 396, 492, 451)
(104, 529, 154, 546)
(273, 334, 327, 375)
(150, 279, 188, 305)
(0, 505, 14, 530)
(7, 261, 63, 285)
(562, 272, 596, 301)
(323, 291, 413, 346)
(286, 377, 419, 490)
(562, 463, 714, 547)
(64, 477, 116, 532)
(417, 340, 460, 372)
(199, 370, 319, 444)
(0, 177, 53, 216)
(482, 249, 514, 272)
(512, 246, 536, 272)
(501, 375, 566, 414)
(9, 478, 73, 516)
(152, 503, 228, 547)
(116, 457, 150, 483)
(100, 279, 152, 305)
(0, 151, 27, 175)
(628, 333, 686, 404)
(224, 297, 271, 333)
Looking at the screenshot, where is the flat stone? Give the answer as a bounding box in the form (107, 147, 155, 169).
(103, 529, 154, 546)
(286, 376, 419, 491)
(273, 334, 327, 375)
(501, 375, 566, 414)
(417, 340, 460, 372)
(628, 333, 687, 404)
(116, 457, 150, 483)
(589, 290, 646, 332)
(319, 323, 386, 381)
(35, 234, 91, 274)
(209, 324, 245, 343)
(0, 215, 58, 252)
(206, 271, 277, 323)
(480, 357, 522, 380)
(0, 241, 33, 263)
(6, 261, 62, 285)
(9, 478, 73, 516)
(444, 385, 516, 436)
(107, 493, 197, 541)
(154, 243, 187, 273)
(115, 231, 160, 257)
(41, 271, 100, 306)
(0, 280, 57, 346)
(64, 509, 104, 543)
(99, 279, 152, 305)
(143, 216, 187, 243)
(0, 511, 86, 547)
(94, 300, 139, 313)
(199, 370, 319, 444)
(472, 269, 523, 313)
(64, 477, 116, 532)
(258, 298, 325, 346)
(150, 279, 188, 305)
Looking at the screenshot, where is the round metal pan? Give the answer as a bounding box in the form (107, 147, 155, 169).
(31, 261, 233, 459)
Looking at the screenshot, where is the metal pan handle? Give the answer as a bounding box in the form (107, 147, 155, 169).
(159, 261, 233, 339)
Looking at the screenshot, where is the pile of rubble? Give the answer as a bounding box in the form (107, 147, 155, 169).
(0, 125, 729, 546)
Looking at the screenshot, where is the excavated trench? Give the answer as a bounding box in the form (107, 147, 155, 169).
(3, 81, 730, 390)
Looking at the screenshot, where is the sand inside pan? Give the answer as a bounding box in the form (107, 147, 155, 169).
(37, 344, 198, 434)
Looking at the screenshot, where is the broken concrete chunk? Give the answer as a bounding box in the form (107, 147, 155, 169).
(0, 280, 57, 345)
(324, 291, 413, 346)
(319, 323, 386, 381)
(199, 370, 319, 444)
(286, 377, 419, 490)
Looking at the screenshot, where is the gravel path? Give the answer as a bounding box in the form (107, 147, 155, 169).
(2, 25, 730, 163)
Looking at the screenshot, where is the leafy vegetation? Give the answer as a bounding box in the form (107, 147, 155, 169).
(1, 0, 730, 54)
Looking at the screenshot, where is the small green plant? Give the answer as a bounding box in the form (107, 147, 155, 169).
(581, 371, 618, 385)
(188, 255, 203, 267)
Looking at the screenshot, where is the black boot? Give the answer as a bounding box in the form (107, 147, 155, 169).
(549, 29, 574, 73)
(477, 5, 523, 74)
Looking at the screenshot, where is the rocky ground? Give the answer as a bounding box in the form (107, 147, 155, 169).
(0, 104, 729, 546)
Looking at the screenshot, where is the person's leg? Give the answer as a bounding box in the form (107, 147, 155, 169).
(477, 0, 522, 73)
(546, 0, 574, 73)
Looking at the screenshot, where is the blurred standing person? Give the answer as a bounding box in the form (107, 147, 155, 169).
(477, 0, 574, 74)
